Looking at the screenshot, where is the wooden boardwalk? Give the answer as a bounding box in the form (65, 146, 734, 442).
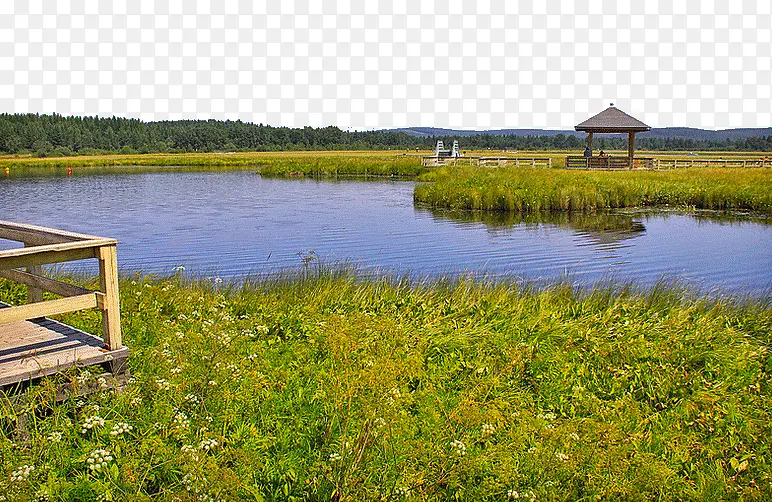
(0, 221, 128, 393)
(0, 309, 129, 387)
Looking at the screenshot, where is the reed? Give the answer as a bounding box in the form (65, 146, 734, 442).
(1, 273, 770, 500)
(414, 166, 772, 214)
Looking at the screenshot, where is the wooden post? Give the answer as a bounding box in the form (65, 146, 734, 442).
(588, 132, 594, 151)
(24, 243, 44, 303)
(628, 132, 635, 170)
(98, 244, 122, 351)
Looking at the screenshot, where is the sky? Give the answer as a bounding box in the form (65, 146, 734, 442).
(1, 0, 770, 131)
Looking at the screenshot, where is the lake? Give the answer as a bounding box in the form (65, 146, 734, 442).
(1, 170, 770, 294)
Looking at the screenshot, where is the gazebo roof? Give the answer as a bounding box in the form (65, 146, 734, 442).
(575, 105, 650, 132)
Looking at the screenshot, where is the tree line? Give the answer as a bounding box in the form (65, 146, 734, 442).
(1, 113, 771, 156)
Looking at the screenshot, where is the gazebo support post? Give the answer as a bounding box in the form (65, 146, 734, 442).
(628, 132, 635, 169)
(588, 132, 594, 151)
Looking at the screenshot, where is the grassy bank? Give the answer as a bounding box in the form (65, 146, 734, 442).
(1, 273, 771, 500)
(0, 151, 427, 178)
(415, 166, 772, 214)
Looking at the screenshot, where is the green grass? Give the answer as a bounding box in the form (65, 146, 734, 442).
(415, 166, 772, 214)
(0, 151, 426, 178)
(1, 273, 771, 500)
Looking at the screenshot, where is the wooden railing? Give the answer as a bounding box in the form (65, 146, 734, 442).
(423, 156, 552, 168)
(565, 156, 655, 170)
(653, 158, 772, 169)
(0, 221, 122, 352)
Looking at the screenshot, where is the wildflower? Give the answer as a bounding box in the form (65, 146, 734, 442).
(226, 363, 241, 376)
(248, 353, 259, 361)
(155, 378, 171, 390)
(328, 452, 342, 462)
(395, 486, 411, 497)
(76, 370, 92, 384)
(208, 380, 217, 386)
(97, 376, 108, 389)
(481, 423, 496, 437)
(199, 438, 219, 451)
(255, 325, 269, 335)
(569, 432, 580, 441)
(130, 396, 143, 406)
(10, 464, 34, 482)
(35, 489, 51, 501)
(110, 422, 134, 436)
(185, 393, 201, 405)
(450, 439, 467, 457)
(508, 489, 536, 501)
(555, 452, 569, 462)
(537, 412, 557, 421)
(214, 277, 223, 284)
(81, 415, 106, 434)
(47, 431, 63, 442)
(170, 367, 182, 375)
(86, 448, 113, 472)
(172, 411, 191, 429)
(173, 265, 185, 272)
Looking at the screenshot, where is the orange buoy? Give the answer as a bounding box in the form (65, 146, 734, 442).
(67, 167, 73, 176)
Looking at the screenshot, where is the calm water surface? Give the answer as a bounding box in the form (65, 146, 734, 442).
(1, 170, 770, 294)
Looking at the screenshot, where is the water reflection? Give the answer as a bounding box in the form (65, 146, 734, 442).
(423, 209, 647, 247)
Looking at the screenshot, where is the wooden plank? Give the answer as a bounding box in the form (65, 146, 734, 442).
(0, 345, 129, 387)
(0, 238, 116, 270)
(0, 220, 105, 245)
(0, 269, 94, 298)
(0, 293, 97, 324)
(98, 245, 122, 351)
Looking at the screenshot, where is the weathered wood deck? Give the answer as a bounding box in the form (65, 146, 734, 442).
(0, 308, 129, 387)
(0, 220, 128, 393)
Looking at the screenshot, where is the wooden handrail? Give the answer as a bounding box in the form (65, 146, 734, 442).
(0, 221, 122, 352)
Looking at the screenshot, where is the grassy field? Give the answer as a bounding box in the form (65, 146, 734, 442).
(2, 149, 769, 173)
(1, 273, 771, 500)
(0, 151, 427, 178)
(414, 166, 772, 214)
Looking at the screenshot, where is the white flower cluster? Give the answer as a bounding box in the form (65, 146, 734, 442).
(450, 439, 467, 457)
(181, 444, 200, 461)
(507, 489, 536, 501)
(199, 438, 219, 451)
(216, 332, 232, 344)
(555, 452, 570, 462)
(328, 452, 342, 462)
(185, 393, 201, 405)
(47, 431, 63, 442)
(226, 363, 241, 377)
(76, 370, 92, 384)
(395, 487, 411, 497)
(10, 464, 34, 483)
(110, 422, 134, 436)
(86, 449, 113, 472)
(173, 411, 191, 430)
(170, 367, 182, 375)
(155, 378, 171, 390)
(537, 412, 557, 421)
(81, 415, 105, 434)
(482, 423, 496, 437)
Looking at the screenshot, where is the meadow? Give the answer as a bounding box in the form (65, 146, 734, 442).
(414, 166, 772, 214)
(1, 272, 771, 501)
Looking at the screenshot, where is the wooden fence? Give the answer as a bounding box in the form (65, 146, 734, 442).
(422, 156, 552, 168)
(565, 156, 655, 170)
(653, 158, 772, 169)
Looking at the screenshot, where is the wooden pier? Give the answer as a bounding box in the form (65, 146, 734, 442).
(0, 221, 128, 393)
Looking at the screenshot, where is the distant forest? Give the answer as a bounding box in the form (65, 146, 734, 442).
(1, 113, 771, 156)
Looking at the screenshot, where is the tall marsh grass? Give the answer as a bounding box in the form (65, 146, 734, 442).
(1, 273, 770, 500)
(414, 166, 772, 214)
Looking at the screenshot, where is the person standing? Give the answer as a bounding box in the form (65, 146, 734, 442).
(583, 145, 592, 158)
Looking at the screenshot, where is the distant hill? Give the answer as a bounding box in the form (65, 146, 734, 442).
(389, 126, 772, 141)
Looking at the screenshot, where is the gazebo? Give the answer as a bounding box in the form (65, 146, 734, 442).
(566, 104, 653, 170)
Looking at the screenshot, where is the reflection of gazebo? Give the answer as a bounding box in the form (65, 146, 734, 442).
(566, 104, 654, 170)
